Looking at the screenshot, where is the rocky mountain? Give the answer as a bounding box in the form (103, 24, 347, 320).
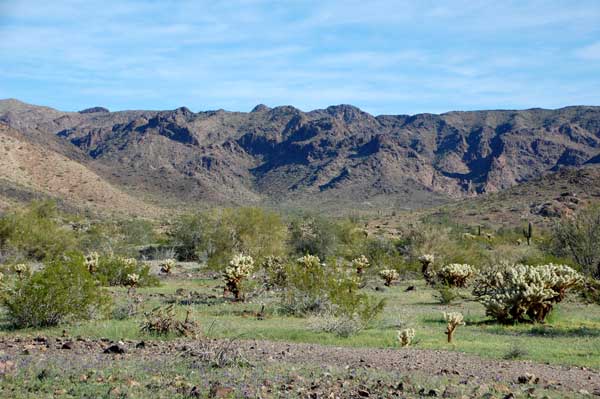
(1, 99, 599, 213)
(0, 123, 160, 216)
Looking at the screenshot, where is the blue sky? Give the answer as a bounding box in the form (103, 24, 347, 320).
(1, 0, 600, 115)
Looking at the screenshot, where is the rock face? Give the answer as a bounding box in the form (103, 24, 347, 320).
(1, 98, 599, 210)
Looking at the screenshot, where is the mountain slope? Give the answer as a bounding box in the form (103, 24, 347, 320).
(1, 99, 599, 212)
(0, 123, 161, 216)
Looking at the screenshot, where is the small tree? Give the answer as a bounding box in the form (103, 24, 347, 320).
(552, 206, 600, 278)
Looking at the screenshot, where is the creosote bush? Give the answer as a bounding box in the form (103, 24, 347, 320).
(0, 252, 111, 328)
(0, 201, 78, 261)
(94, 255, 159, 287)
(433, 285, 460, 304)
(281, 255, 384, 335)
(261, 255, 287, 290)
(140, 305, 199, 337)
(473, 263, 583, 323)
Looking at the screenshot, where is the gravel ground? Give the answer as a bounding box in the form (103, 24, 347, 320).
(1, 336, 599, 396)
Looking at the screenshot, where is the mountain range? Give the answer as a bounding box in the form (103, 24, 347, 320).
(1, 98, 599, 216)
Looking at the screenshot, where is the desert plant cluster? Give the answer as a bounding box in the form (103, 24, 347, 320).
(0, 199, 599, 395)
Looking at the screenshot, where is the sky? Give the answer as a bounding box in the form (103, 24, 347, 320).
(1, 0, 600, 115)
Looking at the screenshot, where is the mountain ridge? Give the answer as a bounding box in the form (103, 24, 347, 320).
(1, 99, 599, 214)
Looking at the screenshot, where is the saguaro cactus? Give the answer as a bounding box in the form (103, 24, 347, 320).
(523, 221, 533, 246)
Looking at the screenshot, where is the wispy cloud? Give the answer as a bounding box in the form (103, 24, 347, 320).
(1, 0, 599, 114)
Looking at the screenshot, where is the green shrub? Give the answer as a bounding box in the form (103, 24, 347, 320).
(551, 205, 600, 278)
(288, 216, 364, 260)
(280, 255, 384, 334)
(0, 201, 78, 261)
(579, 278, 600, 305)
(261, 255, 287, 290)
(280, 255, 329, 315)
(434, 285, 460, 304)
(94, 255, 159, 287)
(473, 263, 583, 323)
(169, 208, 288, 267)
(0, 252, 111, 328)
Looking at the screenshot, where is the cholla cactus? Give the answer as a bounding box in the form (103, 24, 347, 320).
(438, 263, 476, 288)
(223, 254, 254, 301)
(351, 255, 370, 275)
(473, 263, 583, 323)
(397, 328, 415, 347)
(119, 257, 138, 268)
(443, 312, 465, 343)
(418, 254, 435, 284)
(13, 263, 30, 278)
(379, 269, 399, 286)
(84, 252, 99, 273)
(297, 254, 322, 270)
(418, 254, 435, 265)
(160, 259, 176, 274)
(126, 273, 140, 288)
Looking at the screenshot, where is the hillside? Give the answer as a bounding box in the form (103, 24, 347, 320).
(1, 99, 599, 214)
(0, 123, 161, 216)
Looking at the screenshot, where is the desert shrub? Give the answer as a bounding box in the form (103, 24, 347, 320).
(223, 254, 254, 301)
(280, 255, 329, 315)
(0, 252, 111, 328)
(0, 201, 78, 261)
(168, 212, 213, 261)
(579, 278, 600, 305)
(170, 208, 288, 267)
(140, 305, 199, 337)
(364, 236, 401, 269)
(326, 263, 385, 327)
(112, 294, 143, 320)
(308, 312, 365, 338)
(473, 263, 583, 323)
(94, 255, 159, 287)
(503, 344, 529, 360)
(288, 216, 364, 260)
(437, 263, 476, 287)
(551, 205, 600, 278)
(281, 255, 384, 334)
(261, 255, 287, 290)
(433, 285, 460, 304)
(379, 269, 399, 286)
